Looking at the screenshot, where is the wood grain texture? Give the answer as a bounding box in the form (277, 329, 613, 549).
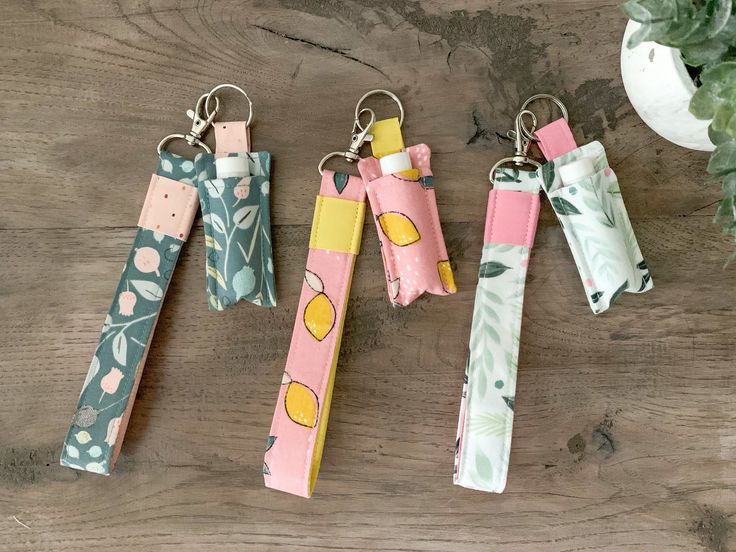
(1, 1, 734, 551)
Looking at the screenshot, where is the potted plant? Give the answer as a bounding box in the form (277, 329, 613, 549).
(620, 0, 736, 255)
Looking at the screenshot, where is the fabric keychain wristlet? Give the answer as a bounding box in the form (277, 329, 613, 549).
(60, 96, 218, 474)
(454, 112, 541, 493)
(193, 84, 276, 310)
(527, 95, 653, 313)
(354, 90, 456, 306)
(263, 108, 372, 497)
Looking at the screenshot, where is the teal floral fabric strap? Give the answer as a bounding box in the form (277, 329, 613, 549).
(60, 152, 197, 475)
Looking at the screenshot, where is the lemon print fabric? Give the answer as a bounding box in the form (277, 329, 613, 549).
(282, 372, 319, 428)
(377, 211, 421, 247)
(303, 270, 336, 342)
(438, 260, 457, 294)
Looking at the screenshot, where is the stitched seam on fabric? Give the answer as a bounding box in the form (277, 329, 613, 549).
(138, 175, 157, 231)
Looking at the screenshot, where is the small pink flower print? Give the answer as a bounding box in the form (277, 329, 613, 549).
(100, 367, 124, 397)
(585, 278, 593, 287)
(118, 291, 136, 316)
(234, 179, 251, 200)
(604, 168, 612, 177)
(134, 247, 161, 276)
(520, 259, 529, 269)
(105, 416, 122, 446)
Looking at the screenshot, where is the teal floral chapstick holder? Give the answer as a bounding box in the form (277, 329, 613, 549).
(61, 152, 199, 474)
(195, 146, 276, 310)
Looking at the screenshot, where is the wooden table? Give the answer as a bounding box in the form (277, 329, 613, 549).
(1, 2, 734, 550)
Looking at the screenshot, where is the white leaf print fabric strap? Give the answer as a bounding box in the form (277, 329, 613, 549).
(454, 169, 540, 493)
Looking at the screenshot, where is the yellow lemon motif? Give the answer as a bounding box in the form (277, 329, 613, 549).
(438, 260, 457, 294)
(377, 212, 421, 247)
(304, 292, 335, 341)
(283, 373, 319, 428)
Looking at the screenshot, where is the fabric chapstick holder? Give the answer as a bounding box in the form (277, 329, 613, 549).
(264, 170, 365, 497)
(536, 119, 653, 313)
(61, 152, 198, 474)
(357, 117, 456, 306)
(453, 168, 540, 493)
(195, 121, 276, 310)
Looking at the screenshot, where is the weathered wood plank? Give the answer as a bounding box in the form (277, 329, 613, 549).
(1, 1, 734, 551)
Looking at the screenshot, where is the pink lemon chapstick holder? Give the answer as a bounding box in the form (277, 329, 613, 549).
(356, 105, 456, 306)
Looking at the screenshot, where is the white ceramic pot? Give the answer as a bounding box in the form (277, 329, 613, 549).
(620, 20, 714, 151)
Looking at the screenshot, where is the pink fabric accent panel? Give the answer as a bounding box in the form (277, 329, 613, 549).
(137, 174, 199, 241)
(358, 145, 454, 306)
(214, 121, 250, 154)
(483, 189, 540, 247)
(535, 118, 577, 160)
(264, 171, 365, 498)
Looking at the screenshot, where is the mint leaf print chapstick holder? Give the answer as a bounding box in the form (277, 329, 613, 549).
(194, 85, 276, 310)
(534, 105, 653, 313)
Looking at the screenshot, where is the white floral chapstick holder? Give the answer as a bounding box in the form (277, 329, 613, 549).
(538, 141, 653, 313)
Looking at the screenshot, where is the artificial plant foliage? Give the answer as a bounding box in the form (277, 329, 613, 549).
(622, 0, 736, 259)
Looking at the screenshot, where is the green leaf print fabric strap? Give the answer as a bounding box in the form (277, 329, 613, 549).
(454, 168, 540, 493)
(538, 140, 653, 313)
(194, 150, 276, 309)
(60, 152, 197, 475)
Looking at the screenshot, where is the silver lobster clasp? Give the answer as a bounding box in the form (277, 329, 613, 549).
(318, 107, 376, 174)
(157, 93, 220, 155)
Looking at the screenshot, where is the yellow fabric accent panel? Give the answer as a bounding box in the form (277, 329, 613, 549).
(309, 196, 365, 255)
(370, 117, 404, 159)
(398, 168, 420, 181)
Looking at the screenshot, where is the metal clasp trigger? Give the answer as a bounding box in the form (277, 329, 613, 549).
(185, 93, 219, 148)
(488, 109, 541, 185)
(157, 93, 220, 154)
(318, 107, 376, 174)
(346, 108, 375, 162)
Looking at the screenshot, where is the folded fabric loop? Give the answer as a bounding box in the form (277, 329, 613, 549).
(454, 168, 540, 493)
(264, 170, 366, 498)
(195, 123, 276, 310)
(358, 144, 456, 306)
(60, 152, 198, 475)
(538, 140, 653, 313)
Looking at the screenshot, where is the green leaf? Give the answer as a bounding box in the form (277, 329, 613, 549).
(502, 396, 515, 411)
(475, 449, 493, 480)
(708, 140, 736, 175)
(479, 261, 511, 278)
(541, 161, 556, 191)
(550, 196, 583, 215)
(690, 84, 722, 119)
(265, 435, 277, 452)
(681, 39, 730, 67)
(610, 280, 630, 305)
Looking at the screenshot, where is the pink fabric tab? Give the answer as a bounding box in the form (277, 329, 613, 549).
(264, 171, 366, 498)
(137, 174, 199, 241)
(535, 118, 577, 161)
(484, 189, 540, 248)
(214, 121, 250, 154)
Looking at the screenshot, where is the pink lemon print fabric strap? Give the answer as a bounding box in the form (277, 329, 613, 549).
(60, 152, 198, 475)
(454, 169, 540, 493)
(264, 170, 366, 497)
